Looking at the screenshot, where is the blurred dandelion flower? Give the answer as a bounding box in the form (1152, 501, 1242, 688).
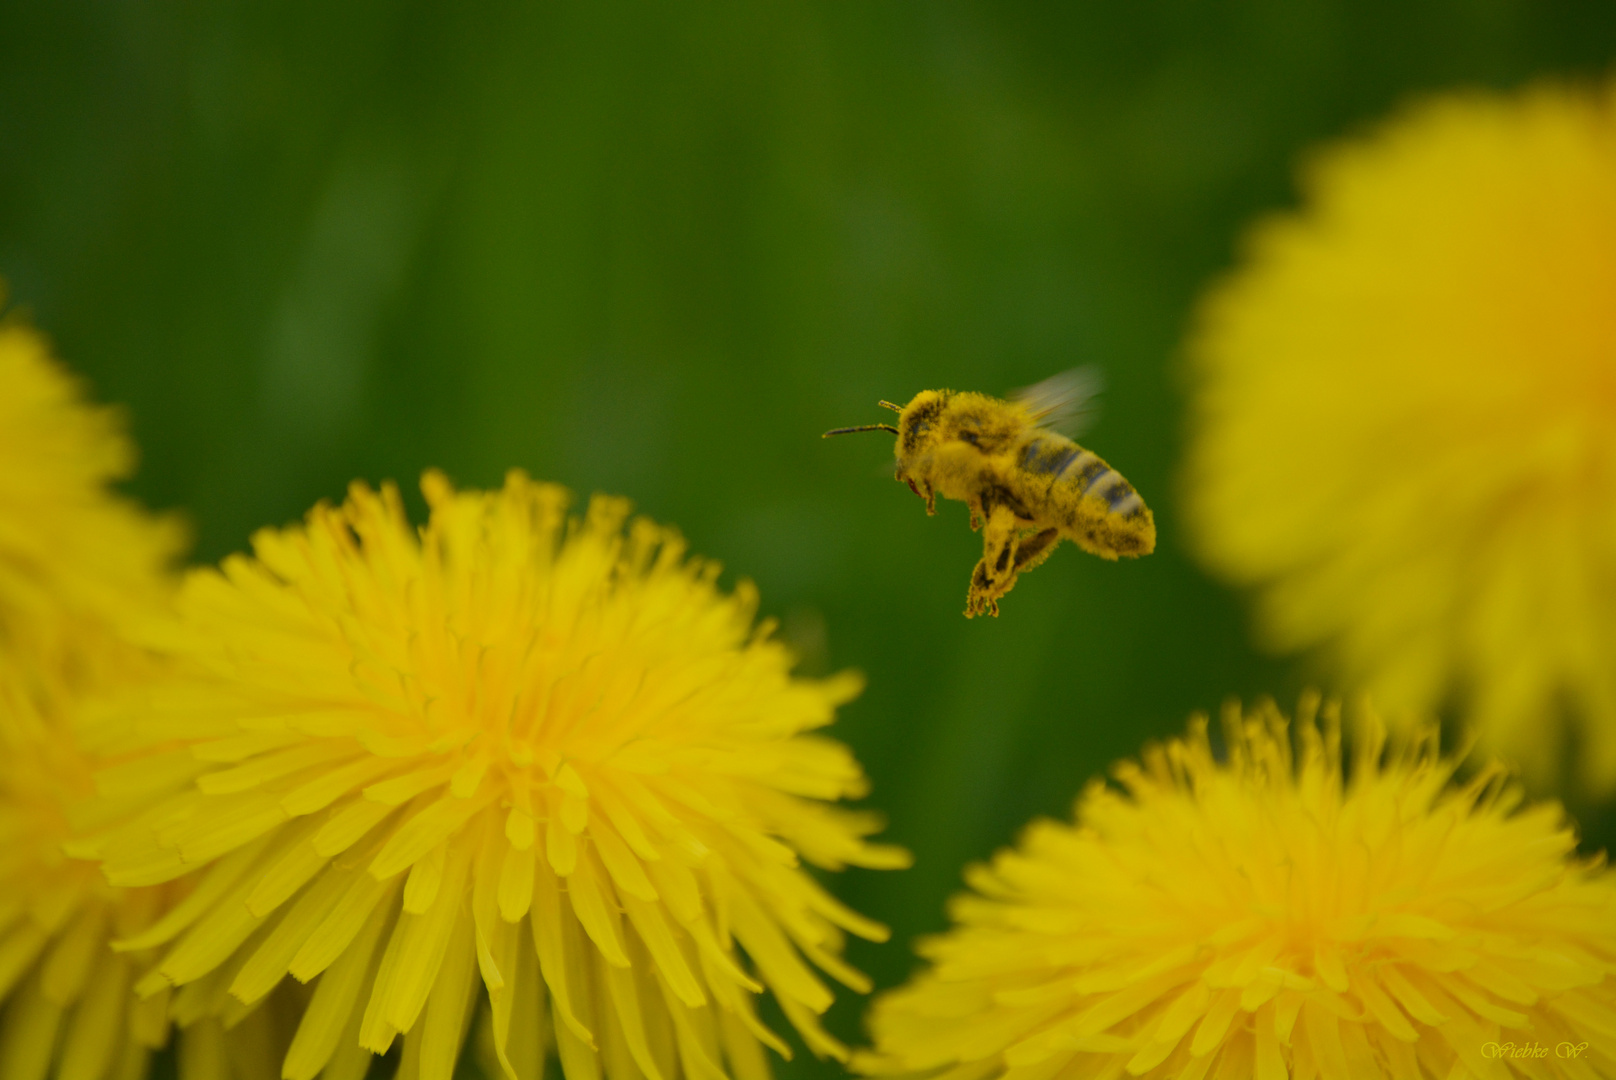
(0, 307, 192, 1079)
(89, 471, 909, 1080)
(1182, 81, 1616, 793)
(0, 313, 185, 660)
(0, 647, 187, 1080)
(860, 696, 1616, 1080)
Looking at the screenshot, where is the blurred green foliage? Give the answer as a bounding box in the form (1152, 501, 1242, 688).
(3, 2, 1614, 1076)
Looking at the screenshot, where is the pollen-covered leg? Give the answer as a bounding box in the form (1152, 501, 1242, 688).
(966, 506, 1024, 618)
(1012, 528, 1060, 574)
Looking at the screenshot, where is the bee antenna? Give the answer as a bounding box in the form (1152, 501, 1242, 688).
(878, 400, 903, 413)
(822, 424, 900, 438)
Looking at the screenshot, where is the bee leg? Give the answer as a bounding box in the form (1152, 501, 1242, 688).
(1012, 528, 1060, 574)
(904, 477, 939, 515)
(966, 559, 1000, 618)
(965, 505, 1022, 618)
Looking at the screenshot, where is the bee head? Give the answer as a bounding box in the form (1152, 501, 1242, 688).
(823, 389, 962, 509)
(894, 390, 951, 459)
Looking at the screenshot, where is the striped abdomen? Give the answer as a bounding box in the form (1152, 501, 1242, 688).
(1020, 436, 1148, 522)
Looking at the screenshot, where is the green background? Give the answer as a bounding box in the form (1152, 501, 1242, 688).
(3, 2, 1614, 1076)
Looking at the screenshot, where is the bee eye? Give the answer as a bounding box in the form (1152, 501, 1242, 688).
(961, 431, 980, 447)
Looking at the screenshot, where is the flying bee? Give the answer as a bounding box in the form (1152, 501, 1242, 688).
(824, 369, 1155, 617)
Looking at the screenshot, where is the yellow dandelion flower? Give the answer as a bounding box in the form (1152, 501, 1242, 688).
(1181, 80, 1616, 793)
(0, 310, 185, 662)
(861, 696, 1616, 1080)
(88, 470, 909, 1080)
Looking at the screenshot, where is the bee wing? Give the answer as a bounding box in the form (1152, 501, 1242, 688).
(1009, 366, 1104, 438)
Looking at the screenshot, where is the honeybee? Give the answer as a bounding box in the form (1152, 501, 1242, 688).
(825, 370, 1155, 617)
